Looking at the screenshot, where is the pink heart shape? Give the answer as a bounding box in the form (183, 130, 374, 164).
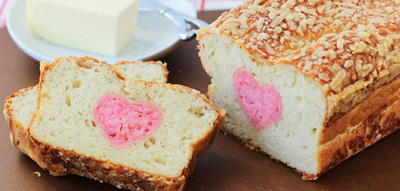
(93, 94, 162, 147)
(233, 69, 282, 131)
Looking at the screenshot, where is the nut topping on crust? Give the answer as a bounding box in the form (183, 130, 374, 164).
(205, 0, 400, 95)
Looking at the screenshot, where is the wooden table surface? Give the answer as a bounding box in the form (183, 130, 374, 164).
(1, 10, 399, 191)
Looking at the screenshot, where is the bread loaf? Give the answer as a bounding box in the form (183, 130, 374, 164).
(4, 57, 225, 190)
(197, 0, 400, 179)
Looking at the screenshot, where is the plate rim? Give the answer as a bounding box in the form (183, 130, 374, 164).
(7, 0, 197, 63)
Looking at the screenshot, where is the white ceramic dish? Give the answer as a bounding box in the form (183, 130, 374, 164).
(7, 0, 197, 63)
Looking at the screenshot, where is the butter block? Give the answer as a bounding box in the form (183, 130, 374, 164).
(28, 0, 139, 57)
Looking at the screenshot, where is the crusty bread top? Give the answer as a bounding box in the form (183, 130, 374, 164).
(198, 0, 400, 96)
(115, 60, 168, 83)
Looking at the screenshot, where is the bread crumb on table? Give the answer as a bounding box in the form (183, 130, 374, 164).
(33, 171, 41, 177)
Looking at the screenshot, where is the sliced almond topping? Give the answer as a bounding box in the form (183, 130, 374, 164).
(206, 0, 400, 95)
(343, 60, 354, 68)
(274, 26, 283, 34)
(330, 70, 346, 93)
(319, 72, 331, 82)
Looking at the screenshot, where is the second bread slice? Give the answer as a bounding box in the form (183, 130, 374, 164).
(4, 60, 168, 158)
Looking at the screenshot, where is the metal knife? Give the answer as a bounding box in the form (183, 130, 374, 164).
(138, 0, 209, 41)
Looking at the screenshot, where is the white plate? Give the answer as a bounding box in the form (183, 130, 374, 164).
(7, 0, 197, 63)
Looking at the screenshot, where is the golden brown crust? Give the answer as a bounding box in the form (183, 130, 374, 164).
(321, 72, 400, 144)
(115, 60, 169, 82)
(29, 138, 186, 190)
(199, 0, 400, 94)
(324, 65, 400, 127)
(3, 86, 37, 157)
(285, 22, 400, 96)
(315, 99, 400, 180)
(42, 56, 126, 81)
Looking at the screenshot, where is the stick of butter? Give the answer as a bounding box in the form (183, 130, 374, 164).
(28, 0, 139, 57)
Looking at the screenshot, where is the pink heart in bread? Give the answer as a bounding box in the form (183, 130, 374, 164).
(233, 69, 282, 131)
(93, 94, 162, 147)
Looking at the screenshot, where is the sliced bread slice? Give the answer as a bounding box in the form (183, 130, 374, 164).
(27, 57, 225, 190)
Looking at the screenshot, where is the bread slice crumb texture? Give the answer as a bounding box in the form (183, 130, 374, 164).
(29, 57, 221, 177)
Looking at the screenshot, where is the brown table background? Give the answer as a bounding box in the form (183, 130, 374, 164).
(1, 11, 399, 191)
